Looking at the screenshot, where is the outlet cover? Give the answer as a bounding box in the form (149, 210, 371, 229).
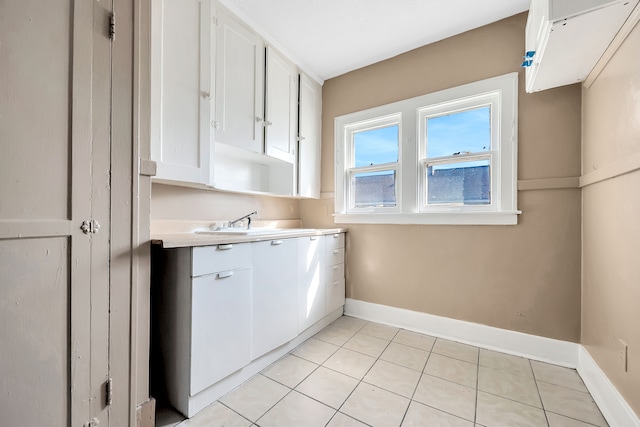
(618, 338, 629, 372)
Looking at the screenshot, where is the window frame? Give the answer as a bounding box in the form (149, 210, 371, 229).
(334, 73, 519, 225)
(417, 95, 499, 213)
(344, 114, 402, 213)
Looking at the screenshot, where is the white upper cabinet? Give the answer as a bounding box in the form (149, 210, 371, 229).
(525, 0, 638, 93)
(150, 0, 322, 197)
(214, 10, 265, 154)
(150, 0, 212, 184)
(264, 47, 297, 164)
(297, 73, 322, 198)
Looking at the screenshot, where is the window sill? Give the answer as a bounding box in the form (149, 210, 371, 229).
(333, 211, 521, 225)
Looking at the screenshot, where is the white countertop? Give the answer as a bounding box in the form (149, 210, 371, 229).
(151, 220, 346, 248)
(152, 228, 347, 248)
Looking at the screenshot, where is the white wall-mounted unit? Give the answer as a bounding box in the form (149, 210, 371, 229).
(525, 0, 638, 93)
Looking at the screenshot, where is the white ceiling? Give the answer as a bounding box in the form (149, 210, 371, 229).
(220, 0, 530, 81)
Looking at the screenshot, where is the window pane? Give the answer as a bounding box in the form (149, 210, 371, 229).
(426, 106, 490, 158)
(426, 159, 490, 205)
(352, 170, 396, 208)
(353, 125, 398, 167)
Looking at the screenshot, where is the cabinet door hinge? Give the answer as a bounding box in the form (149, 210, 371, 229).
(106, 377, 113, 407)
(109, 13, 115, 40)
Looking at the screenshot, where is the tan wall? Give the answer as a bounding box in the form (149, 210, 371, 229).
(301, 13, 583, 342)
(581, 22, 640, 416)
(151, 183, 300, 222)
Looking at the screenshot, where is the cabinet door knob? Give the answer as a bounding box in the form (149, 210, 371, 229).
(218, 244, 233, 250)
(265, 120, 273, 127)
(255, 116, 263, 123)
(201, 91, 211, 100)
(271, 240, 283, 246)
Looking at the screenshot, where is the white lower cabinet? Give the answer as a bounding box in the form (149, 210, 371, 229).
(325, 233, 346, 313)
(152, 232, 345, 418)
(298, 235, 326, 332)
(251, 238, 299, 359)
(190, 267, 251, 395)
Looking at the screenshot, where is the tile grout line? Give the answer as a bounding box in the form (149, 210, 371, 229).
(331, 320, 394, 425)
(295, 319, 371, 426)
(411, 338, 479, 424)
(217, 400, 256, 426)
(399, 337, 434, 426)
(529, 358, 552, 427)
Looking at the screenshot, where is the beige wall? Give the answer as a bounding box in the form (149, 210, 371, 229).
(301, 13, 583, 342)
(581, 22, 640, 417)
(151, 183, 300, 222)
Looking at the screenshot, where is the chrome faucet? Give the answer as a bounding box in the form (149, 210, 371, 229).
(227, 211, 257, 229)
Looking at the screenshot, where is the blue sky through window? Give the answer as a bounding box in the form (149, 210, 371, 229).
(353, 125, 398, 167)
(352, 107, 490, 168)
(427, 106, 490, 158)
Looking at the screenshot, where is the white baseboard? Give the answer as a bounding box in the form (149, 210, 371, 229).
(344, 298, 579, 366)
(344, 299, 640, 427)
(578, 346, 640, 427)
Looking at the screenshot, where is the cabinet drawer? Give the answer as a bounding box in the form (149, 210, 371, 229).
(326, 247, 345, 266)
(325, 233, 345, 251)
(326, 278, 346, 314)
(192, 243, 251, 277)
(191, 243, 251, 277)
(326, 263, 344, 284)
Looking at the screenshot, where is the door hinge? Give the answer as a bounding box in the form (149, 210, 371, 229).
(81, 219, 101, 235)
(109, 13, 115, 40)
(106, 377, 113, 407)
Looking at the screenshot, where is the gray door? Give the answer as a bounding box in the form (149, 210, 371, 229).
(0, 0, 112, 426)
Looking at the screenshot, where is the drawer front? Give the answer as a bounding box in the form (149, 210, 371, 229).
(325, 233, 345, 251)
(326, 263, 345, 284)
(326, 278, 346, 314)
(325, 247, 345, 266)
(192, 243, 251, 277)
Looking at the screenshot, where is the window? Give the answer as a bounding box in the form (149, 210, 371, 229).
(346, 115, 400, 211)
(335, 73, 519, 225)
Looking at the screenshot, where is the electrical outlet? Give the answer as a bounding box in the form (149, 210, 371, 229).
(618, 338, 629, 372)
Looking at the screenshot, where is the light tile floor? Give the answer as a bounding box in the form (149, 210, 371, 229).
(167, 316, 609, 427)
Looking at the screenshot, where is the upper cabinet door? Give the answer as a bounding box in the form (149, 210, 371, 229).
(150, 0, 212, 184)
(264, 46, 297, 164)
(298, 74, 322, 198)
(214, 11, 264, 154)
